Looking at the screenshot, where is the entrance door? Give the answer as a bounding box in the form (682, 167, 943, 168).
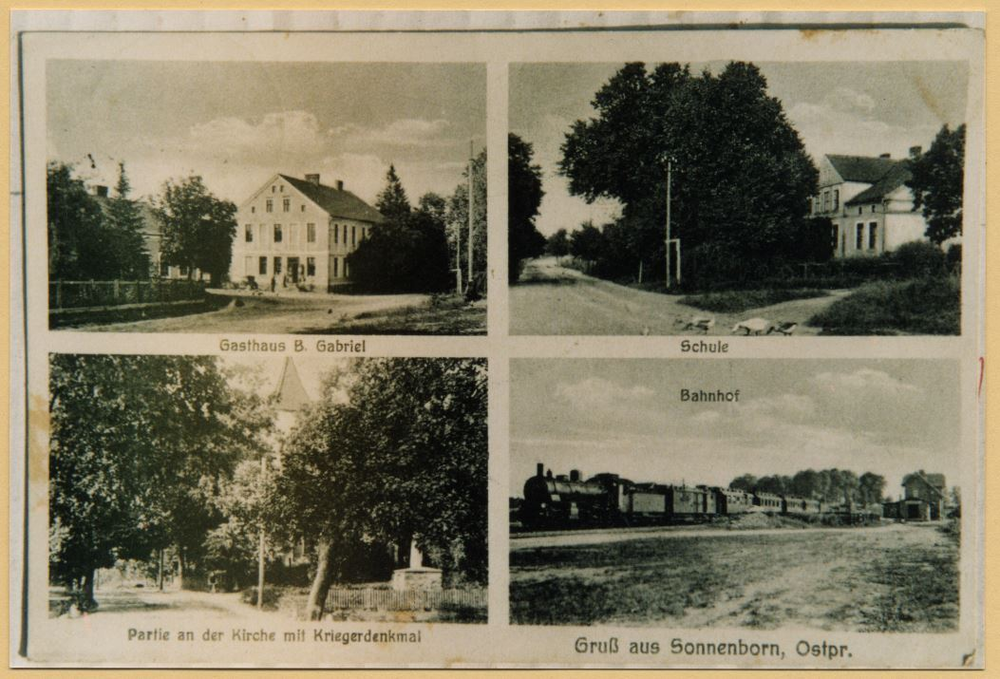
(288, 257, 300, 283)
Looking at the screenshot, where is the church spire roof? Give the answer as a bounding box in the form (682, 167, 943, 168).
(274, 357, 311, 412)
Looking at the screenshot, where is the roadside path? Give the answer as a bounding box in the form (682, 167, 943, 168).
(80, 289, 429, 334)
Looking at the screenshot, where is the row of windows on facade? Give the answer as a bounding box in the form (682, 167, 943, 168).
(252, 196, 299, 214)
(243, 223, 365, 246)
(833, 221, 879, 251)
(254, 255, 328, 278)
(814, 189, 880, 216)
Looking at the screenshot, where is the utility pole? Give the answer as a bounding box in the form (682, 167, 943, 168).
(467, 139, 475, 292)
(257, 453, 266, 610)
(454, 217, 463, 295)
(665, 159, 681, 288)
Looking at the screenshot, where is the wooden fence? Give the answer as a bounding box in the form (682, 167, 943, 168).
(49, 279, 207, 311)
(325, 587, 487, 612)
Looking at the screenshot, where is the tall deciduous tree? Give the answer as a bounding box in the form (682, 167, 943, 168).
(508, 134, 546, 282)
(447, 149, 487, 295)
(46, 162, 110, 280)
(49, 355, 270, 609)
(275, 358, 488, 620)
(906, 123, 966, 246)
(545, 229, 570, 257)
(105, 162, 151, 279)
(560, 62, 818, 286)
(156, 175, 237, 285)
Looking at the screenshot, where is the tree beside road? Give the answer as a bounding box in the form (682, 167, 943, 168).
(156, 175, 237, 286)
(906, 123, 966, 246)
(558, 61, 819, 287)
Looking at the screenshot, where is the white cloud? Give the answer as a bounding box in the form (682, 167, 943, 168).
(829, 87, 876, 114)
(785, 99, 941, 160)
(187, 110, 330, 159)
(811, 368, 924, 399)
(332, 118, 454, 148)
(555, 377, 655, 411)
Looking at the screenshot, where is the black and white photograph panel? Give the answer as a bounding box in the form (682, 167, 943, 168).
(46, 61, 486, 334)
(508, 62, 968, 336)
(509, 359, 961, 630)
(48, 354, 487, 625)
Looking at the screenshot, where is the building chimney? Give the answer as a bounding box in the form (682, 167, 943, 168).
(879, 153, 891, 159)
(93, 185, 109, 198)
(909, 145, 923, 159)
(305, 173, 321, 186)
(336, 179, 344, 191)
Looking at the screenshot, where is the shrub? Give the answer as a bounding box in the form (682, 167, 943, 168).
(808, 276, 959, 335)
(241, 585, 282, 610)
(679, 288, 828, 314)
(891, 241, 947, 278)
(946, 243, 962, 273)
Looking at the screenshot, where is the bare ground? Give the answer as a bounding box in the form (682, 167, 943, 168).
(510, 522, 958, 632)
(510, 257, 848, 336)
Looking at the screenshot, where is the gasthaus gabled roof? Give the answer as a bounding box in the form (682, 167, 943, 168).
(846, 162, 913, 207)
(826, 154, 902, 184)
(280, 174, 385, 224)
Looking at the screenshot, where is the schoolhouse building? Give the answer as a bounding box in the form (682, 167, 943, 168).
(229, 173, 384, 291)
(810, 149, 931, 259)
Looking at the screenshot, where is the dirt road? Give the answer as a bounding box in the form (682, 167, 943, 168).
(510, 523, 888, 551)
(510, 522, 959, 632)
(49, 587, 274, 620)
(79, 289, 430, 334)
(510, 257, 847, 336)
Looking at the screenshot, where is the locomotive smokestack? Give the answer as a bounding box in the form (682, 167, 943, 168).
(536, 463, 544, 478)
(570, 469, 581, 482)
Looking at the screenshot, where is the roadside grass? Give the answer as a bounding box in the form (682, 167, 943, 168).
(678, 289, 829, 314)
(510, 526, 959, 630)
(807, 276, 959, 335)
(511, 534, 790, 625)
(301, 295, 486, 335)
(857, 526, 960, 632)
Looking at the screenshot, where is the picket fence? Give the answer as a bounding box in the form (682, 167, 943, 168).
(49, 279, 207, 310)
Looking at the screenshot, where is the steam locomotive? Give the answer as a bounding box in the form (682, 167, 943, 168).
(519, 463, 876, 530)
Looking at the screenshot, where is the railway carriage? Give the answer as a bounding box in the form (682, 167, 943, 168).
(714, 488, 754, 515)
(782, 495, 822, 515)
(752, 492, 783, 513)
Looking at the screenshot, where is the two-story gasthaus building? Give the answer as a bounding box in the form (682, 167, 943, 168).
(229, 173, 384, 291)
(811, 149, 930, 259)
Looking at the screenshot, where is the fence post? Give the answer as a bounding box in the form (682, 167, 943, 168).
(55, 281, 62, 310)
(113, 280, 120, 305)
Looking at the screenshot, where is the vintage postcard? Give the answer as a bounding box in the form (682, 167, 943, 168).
(9, 11, 985, 669)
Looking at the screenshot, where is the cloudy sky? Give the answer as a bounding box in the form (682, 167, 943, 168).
(510, 359, 960, 498)
(48, 61, 485, 206)
(510, 61, 970, 236)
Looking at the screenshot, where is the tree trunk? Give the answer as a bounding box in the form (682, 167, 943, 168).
(177, 549, 185, 590)
(80, 568, 97, 611)
(305, 538, 334, 621)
